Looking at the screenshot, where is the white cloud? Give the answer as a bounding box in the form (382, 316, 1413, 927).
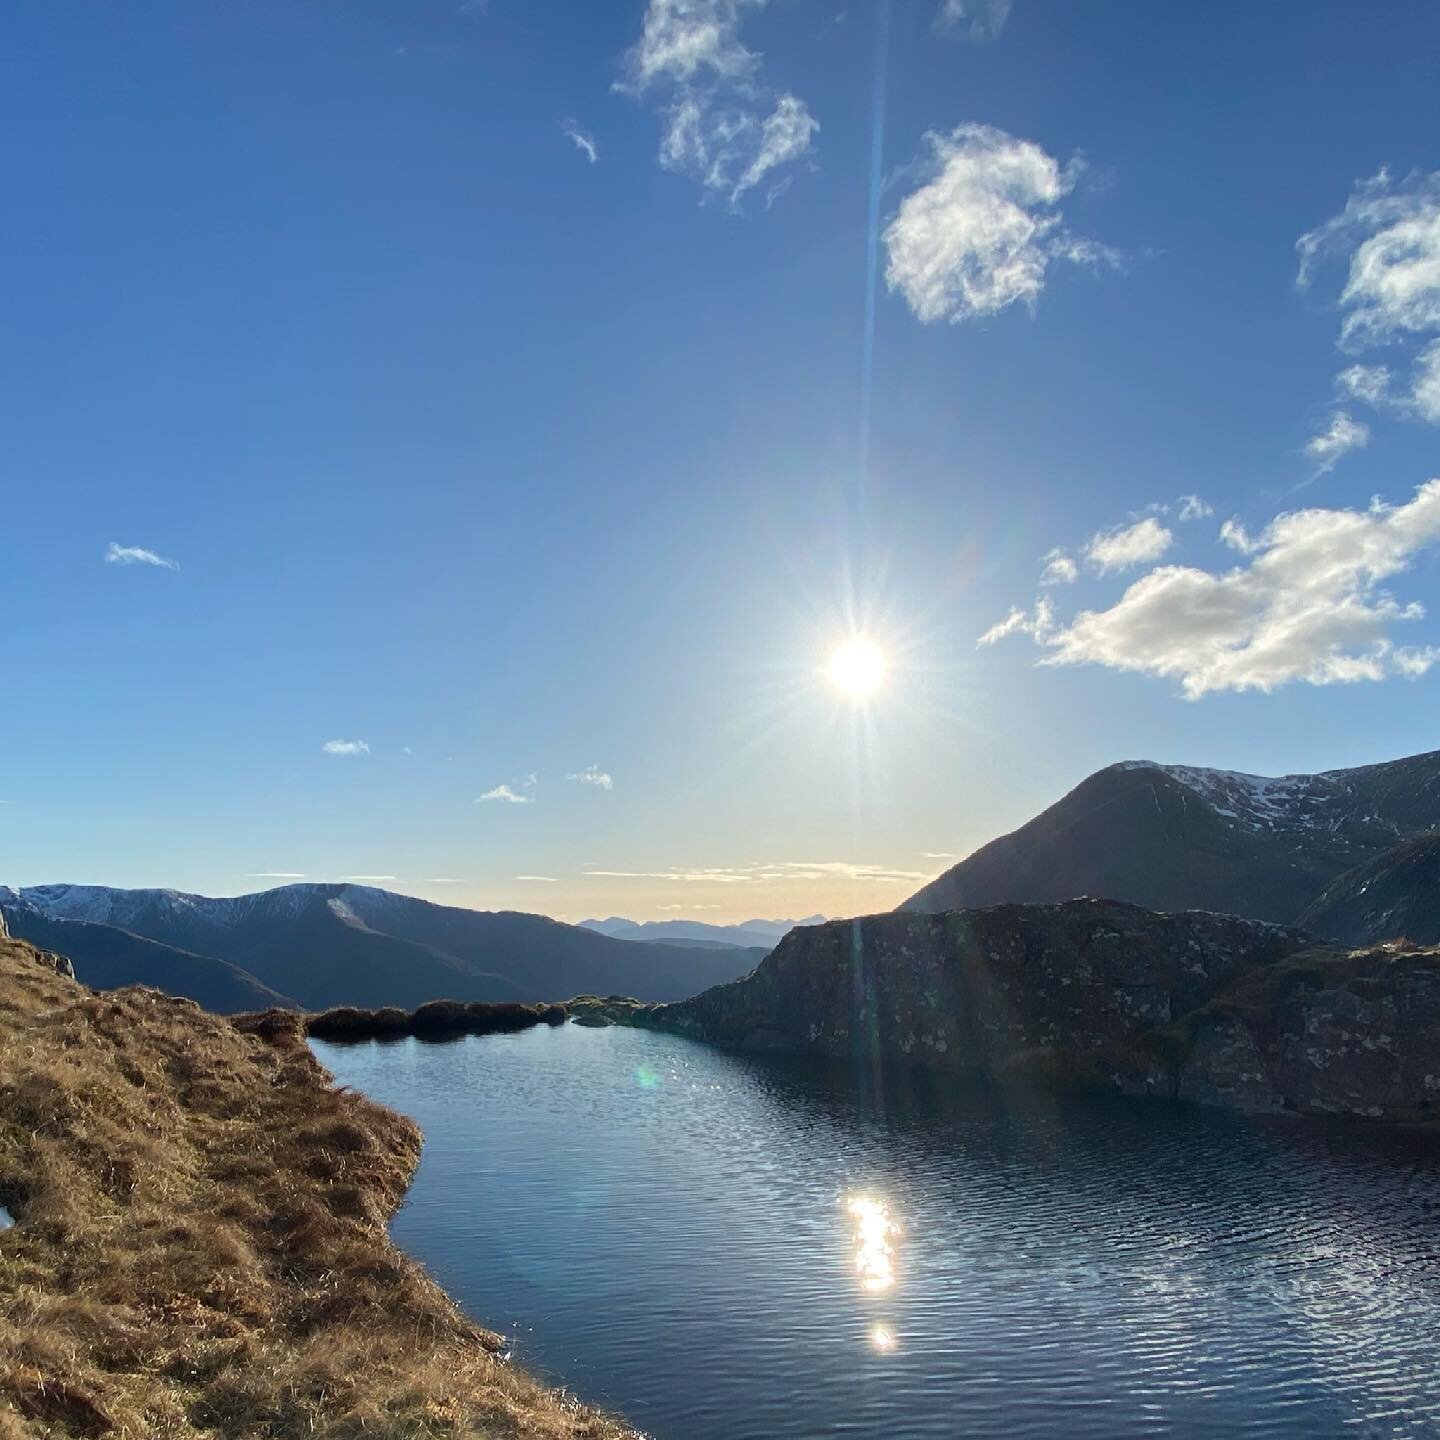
(1177, 494, 1214, 522)
(515, 874, 559, 882)
(562, 119, 598, 164)
(1219, 517, 1259, 554)
(478, 784, 533, 804)
(883, 124, 1110, 325)
(620, 0, 817, 207)
(105, 542, 178, 571)
(321, 739, 369, 756)
(1085, 516, 1173, 573)
(567, 765, 614, 790)
(248, 871, 307, 879)
(1299, 169, 1440, 426)
(921, 851, 958, 860)
(1298, 168, 1440, 347)
(935, 0, 1011, 41)
(1304, 411, 1370, 474)
(1414, 340, 1440, 424)
(1039, 547, 1078, 585)
(1336, 364, 1393, 407)
(982, 480, 1440, 698)
(977, 597, 1055, 647)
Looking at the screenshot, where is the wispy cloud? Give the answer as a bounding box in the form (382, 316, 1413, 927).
(567, 765, 614, 790)
(921, 851, 958, 860)
(105, 542, 179, 571)
(1177, 494, 1214, 522)
(1303, 411, 1370, 475)
(1298, 168, 1440, 430)
(515, 874, 559, 882)
(248, 871, 307, 879)
(884, 123, 1113, 325)
(981, 480, 1440, 698)
(619, 0, 817, 208)
(583, 860, 930, 885)
(322, 739, 370, 756)
(1085, 516, 1173, 573)
(478, 784, 533, 804)
(562, 119, 598, 164)
(417, 877, 464, 884)
(934, 0, 1011, 42)
(1039, 548, 1078, 586)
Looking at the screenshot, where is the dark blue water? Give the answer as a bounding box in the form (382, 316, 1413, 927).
(315, 1024, 1440, 1439)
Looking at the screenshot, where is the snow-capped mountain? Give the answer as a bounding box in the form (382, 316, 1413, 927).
(903, 749, 1440, 925)
(7, 882, 763, 1012)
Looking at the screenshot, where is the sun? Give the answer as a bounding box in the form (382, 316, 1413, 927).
(828, 637, 888, 699)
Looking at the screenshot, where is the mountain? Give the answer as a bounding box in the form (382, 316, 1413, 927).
(0, 893, 297, 1012)
(13, 882, 761, 1011)
(903, 750, 1440, 925)
(1296, 834, 1440, 947)
(579, 915, 825, 949)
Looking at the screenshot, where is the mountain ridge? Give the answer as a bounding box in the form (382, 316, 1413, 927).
(579, 914, 825, 949)
(10, 881, 762, 1012)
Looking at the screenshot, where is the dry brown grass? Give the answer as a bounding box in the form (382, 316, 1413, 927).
(0, 937, 636, 1438)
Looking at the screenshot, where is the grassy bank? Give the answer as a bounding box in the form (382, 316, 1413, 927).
(0, 933, 633, 1439)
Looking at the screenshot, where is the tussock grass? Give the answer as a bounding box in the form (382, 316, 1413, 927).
(0, 937, 634, 1438)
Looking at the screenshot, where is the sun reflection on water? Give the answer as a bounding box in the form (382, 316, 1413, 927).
(844, 1195, 899, 1292)
(870, 1324, 898, 1352)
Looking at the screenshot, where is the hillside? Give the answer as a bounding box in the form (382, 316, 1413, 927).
(12, 883, 757, 1011)
(633, 900, 1440, 1122)
(0, 927, 629, 1438)
(0, 896, 296, 1013)
(1297, 833, 1440, 946)
(903, 749, 1440, 924)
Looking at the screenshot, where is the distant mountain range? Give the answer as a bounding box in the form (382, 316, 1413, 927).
(0, 883, 764, 1014)
(579, 915, 825, 949)
(903, 750, 1440, 941)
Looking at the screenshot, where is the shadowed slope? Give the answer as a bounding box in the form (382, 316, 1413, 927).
(1298, 834, 1440, 946)
(0, 901, 295, 1013)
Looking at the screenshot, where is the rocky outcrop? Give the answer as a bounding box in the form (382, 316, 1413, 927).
(638, 900, 1440, 1124)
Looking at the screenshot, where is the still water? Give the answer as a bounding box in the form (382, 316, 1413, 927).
(316, 1024, 1440, 1439)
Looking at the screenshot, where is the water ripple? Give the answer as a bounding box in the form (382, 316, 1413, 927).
(317, 1026, 1440, 1440)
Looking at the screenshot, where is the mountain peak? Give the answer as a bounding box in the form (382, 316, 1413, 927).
(904, 747, 1440, 925)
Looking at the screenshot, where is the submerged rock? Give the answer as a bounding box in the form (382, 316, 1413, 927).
(636, 899, 1440, 1125)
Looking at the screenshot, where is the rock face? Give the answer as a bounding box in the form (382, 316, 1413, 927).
(903, 750, 1440, 925)
(643, 900, 1440, 1123)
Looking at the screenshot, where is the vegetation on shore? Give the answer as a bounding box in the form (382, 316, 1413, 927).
(0, 933, 633, 1439)
(303, 999, 568, 1043)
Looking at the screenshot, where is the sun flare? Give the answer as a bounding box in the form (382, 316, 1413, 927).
(828, 638, 888, 699)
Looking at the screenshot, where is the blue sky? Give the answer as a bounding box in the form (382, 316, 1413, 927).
(4, 1, 1440, 921)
